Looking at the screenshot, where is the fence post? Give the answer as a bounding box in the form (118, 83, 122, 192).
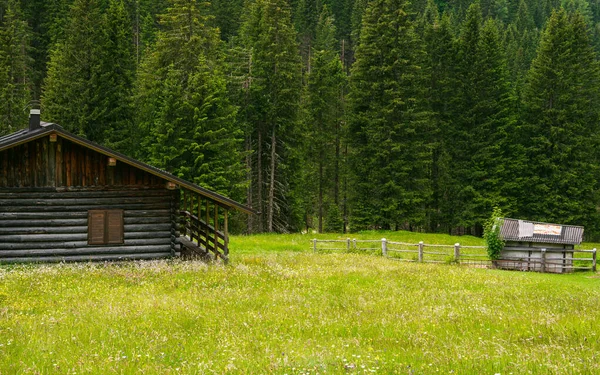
(353, 238, 357, 250)
(593, 248, 597, 272)
(382, 238, 387, 257)
(541, 248, 546, 273)
(347, 238, 351, 251)
(418, 241, 424, 262)
(313, 239, 317, 252)
(454, 243, 460, 264)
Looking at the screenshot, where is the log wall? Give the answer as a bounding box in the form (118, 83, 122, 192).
(0, 189, 177, 263)
(0, 135, 179, 263)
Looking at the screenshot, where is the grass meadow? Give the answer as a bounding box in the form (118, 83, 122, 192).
(1, 231, 599, 374)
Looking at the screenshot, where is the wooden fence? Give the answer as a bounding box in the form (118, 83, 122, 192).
(311, 238, 597, 273)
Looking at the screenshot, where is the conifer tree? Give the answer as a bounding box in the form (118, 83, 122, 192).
(447, 3, 515, 233)
(42, 0, 106, 140)
(518, 9, 600, 230)
(239, 0, 302, 232)
(136, 0, 243, 197)
(0, 0, 31, 135)
(348, 0, 433, 230)
(98, 0, 136, 153)
(420, 3, 459, 231)
(304, 6, 346, 232)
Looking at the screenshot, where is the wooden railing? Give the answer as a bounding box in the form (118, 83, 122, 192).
(180, 210, 228, 262)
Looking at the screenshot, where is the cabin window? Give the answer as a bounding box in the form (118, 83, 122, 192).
(88, 210, 124, 245)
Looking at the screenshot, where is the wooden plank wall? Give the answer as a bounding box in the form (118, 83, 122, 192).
(0, 137, 165, 189)
(0, 189, 176, 263)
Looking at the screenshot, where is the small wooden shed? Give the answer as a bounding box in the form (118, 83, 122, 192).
(0, 111, 253, 263)
(497, 218, 584, 273)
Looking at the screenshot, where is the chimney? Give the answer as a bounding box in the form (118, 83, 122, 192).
(29, 109, 41, 132)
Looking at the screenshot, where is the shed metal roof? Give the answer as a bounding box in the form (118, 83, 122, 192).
(0, 123, 255, 214)
(499, 218, 583, 245)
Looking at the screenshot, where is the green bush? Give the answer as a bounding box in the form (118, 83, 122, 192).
(484, 207, 505, 260)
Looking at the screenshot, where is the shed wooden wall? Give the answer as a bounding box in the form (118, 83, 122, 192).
(0, 135, 178, 263)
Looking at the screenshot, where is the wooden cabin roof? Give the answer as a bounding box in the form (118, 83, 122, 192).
(0, 123, 255, 214)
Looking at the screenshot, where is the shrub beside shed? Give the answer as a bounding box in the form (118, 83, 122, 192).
(497, 218, 584, 273)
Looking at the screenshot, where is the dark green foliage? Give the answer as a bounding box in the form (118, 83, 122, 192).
(302, 6, 346, 233)
(238, 0, 302, 232)
(518, 9, 600, 231)
(348, 0, 433, 231)
(0, 0, 31, 135)
(42, 0, 107, 140)
(136, 0, 244, 198)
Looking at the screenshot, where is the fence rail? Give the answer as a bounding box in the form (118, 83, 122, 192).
(311, 238, 597, 273)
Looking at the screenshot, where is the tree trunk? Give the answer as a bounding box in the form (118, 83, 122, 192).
(267, 129, 277, 232)
(318, 160, 323, 233)
(257, 131, 263, 233)
(245, 134, 253, 234)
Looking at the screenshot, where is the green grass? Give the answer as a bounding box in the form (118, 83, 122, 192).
(1, 232, 599, 374)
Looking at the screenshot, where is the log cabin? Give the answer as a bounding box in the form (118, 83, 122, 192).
(0, 110, 253, 263)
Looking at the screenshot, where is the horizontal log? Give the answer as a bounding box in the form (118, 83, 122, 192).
(0, 226, 87, 235)
(0, 212, 88, 219)
(125, 231, 171, 240)
(0, 196, 171, 207)
(0, 252, 172, 264)
(0, 231, 174, 242)
(0, 189, 172, 199)
(124, 209, 171, 218)
(0, 203, 171, 212)
(0, 233, 87, 242)
(0, 219, 87, 227)
(0, 245, 172, 258)
(0, 216, 169, 227)
(0, 238, 172, 250)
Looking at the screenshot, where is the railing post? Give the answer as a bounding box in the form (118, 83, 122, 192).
(382, 238, 387, 257)
(418, 241, 424, 262)
(541, 248, 546, 273)
(313, 239, 317, 252)
(347, 238, 350, 251)
(593, 248, 597, 272)
(454, 243, 460, 264)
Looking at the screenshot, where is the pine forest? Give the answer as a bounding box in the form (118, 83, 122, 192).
(3, 0, 600, 237)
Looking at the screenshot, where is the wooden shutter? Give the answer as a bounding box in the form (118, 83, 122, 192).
(88, 209, 124, 245)
(88, 210, 106, 245)
(106, 210, 124, 244)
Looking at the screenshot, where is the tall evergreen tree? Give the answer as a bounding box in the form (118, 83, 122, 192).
(302, 6, 346, 232)
(239, 0, 302, 232)
(518, 9, 600, 230)
(348, 0, 433, 230)
(446, 4, 515, 233)
(0, 0, 31, 135)
(136, 0, 243, 197)
(98, 0, 136, 153)
(42, 0, 107, 140)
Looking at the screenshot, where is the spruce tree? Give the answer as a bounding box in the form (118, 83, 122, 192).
(304, 6, 346, 232)
(0, 0, 31, 135)
(239, 0, 302, 232)
(518, 9, 600, 231)
(348, 0, 433, 230)
(98, 0, 136, 153)
(136, 0, 243, 197)
(43, 0, 106, 140)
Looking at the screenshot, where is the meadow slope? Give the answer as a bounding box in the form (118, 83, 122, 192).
(0, 232, 598, 374)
